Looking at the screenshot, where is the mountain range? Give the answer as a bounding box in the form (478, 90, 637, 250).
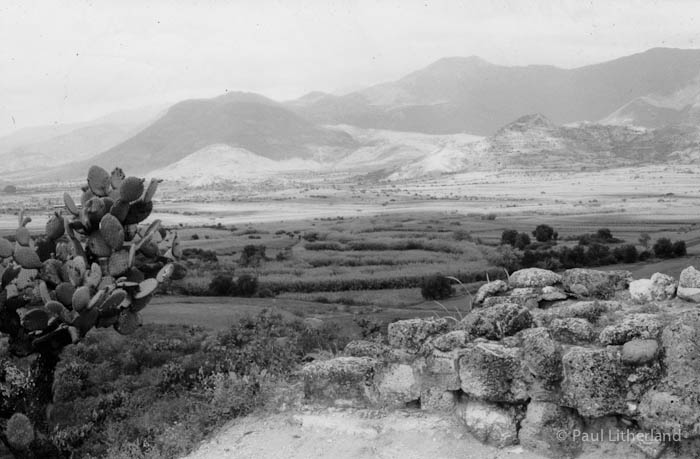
(3, 47, 700, 186)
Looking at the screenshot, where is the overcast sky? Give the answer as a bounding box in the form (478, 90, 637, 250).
(1, 0, 699, 136)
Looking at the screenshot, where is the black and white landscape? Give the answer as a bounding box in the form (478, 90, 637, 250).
(3, 2, 700, 459)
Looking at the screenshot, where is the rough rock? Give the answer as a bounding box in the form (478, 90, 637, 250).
(301, 357, 378, 405)
(519, 402, 584, 458)
(535, 300, 619, 326)
(541, 286, 568, 302)
(561, 268, 632, 299)
(419, 387, 457, 411)
(474, 280, 508, 305)
(344, 340, 390, 359)
(509, 268, 561, 288)
(455, 399, 524, 447)
(638, 390, 700, 437)
(678, 266, 700, 289)
(387, 318, 450, 352)
(520, 328, 563, 389)
(483, 295, 537, 309)
(676, 286, 700, 303)
(629, 273, 677, 303)
(548, 318, 595, 344)
(460, 302, 532, 340)
(414, 349, 461, 391)
(598, 313, 664, 345)
(621, 339, 659, 365)
(427, 330, 470, 352)
(374, 363, 420, 406)
(459, 342, 528, 403)
(561, 346, 659, 417)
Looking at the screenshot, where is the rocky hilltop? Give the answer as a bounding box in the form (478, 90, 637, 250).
(301, 266, 700, 459)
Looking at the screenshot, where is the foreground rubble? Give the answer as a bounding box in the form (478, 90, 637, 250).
(301, 266, 700, 458)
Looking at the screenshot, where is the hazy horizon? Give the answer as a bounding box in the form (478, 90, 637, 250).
(2, 0, 700, 137)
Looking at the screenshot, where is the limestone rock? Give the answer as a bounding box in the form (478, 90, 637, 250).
(474, 280, 508, 305)
(301, 357, 378, 405)
(638, 390, 700, 437)
(535, 300, 619, 326)
(428, 330, 471, 352)
(387, 318, 450, 352)
(420, 387, 457, 411)
(629, 273, 677, 303)
(344, 340, 390, 359)
(622, 339, 659, 365)
(460, 302, 532, 340)
(541, 286, 568, 302)
(415, 349, 461, 391)
(519, 402, 584, 458)
(561, 268, 632, 299)
(548, 317, 596, 344)
(509, 268, 561, 288)
(455, 399, 524, 447)
(562, 346, 659, 417)
(483, 295, 537, 309)
(679, 266, 700, 289)
(520, 328, 563, 387)
(459, 342, 528, 403)
(676, 286, 700, 303)
(374, 363, 420, 407)
(598, 313, 664, 345)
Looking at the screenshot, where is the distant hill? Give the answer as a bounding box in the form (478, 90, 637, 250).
(0, 105, 164, 172)
(289, 48, 700, 135)
(82, 92, 357, 174)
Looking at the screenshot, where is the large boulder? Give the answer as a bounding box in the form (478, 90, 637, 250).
(629, 273, 677, 303)
(301, 357, 378, 405)
(561, 268, 632, 299)
(509, 268, 561, 288)
(561, 346, 660, 417)
(427, 330, 470, 352)
(534, 300, 620, 326)
(459, 342, 528, 403)
(519, 402, 584, 458)
(520, 328, 563, 392)
(460, 302, 532, 340)
(548, 317, 596, 344)
(677, 266, 700, 302)
(474, 280, 508, 305)
(455, 399, 524, 447)
(638, 390, 700, 437)
(387, 318, 450, 352)
(414, 349, 462, 391)
(661, 310, 700, 396)
(374, 363, 420, 407)
(598, 313, 664, 345)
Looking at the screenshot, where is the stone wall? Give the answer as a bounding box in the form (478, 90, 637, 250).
(301, 267, 700, 459)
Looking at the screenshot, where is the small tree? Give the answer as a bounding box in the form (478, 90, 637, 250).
(596, 228, 613, 242)
(420, 275, 453, 300)
(2, 184, 17, 193)
(514, 232, 531, 250)
(532, 224, 555, 242)
(239, 244, 267, 267)
(209, 274, 235, 295)
(653, 238, 674, 259)
(672, 240, 687, 257)
(639, 233, 651, 249)
(235, 274, 259, 297)
(501, 229, 518, 246)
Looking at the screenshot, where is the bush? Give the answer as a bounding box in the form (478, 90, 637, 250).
(673, 240, 687, 257)
(514, 232, 531, 250)
(533, 224, 556, 242)
(613, 244, 638, 264)
(653, 238, 674, 259)
(420, 275, 453, 300)
(2, 184, 17, 193)
(209, 274, 235, 295)
(501, 229, 518, 246)
(235, 274, 259, 297)
(191, 233, 200, 240)
(239, 245, 267, 267)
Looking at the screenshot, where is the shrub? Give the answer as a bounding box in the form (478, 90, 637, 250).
(613, 244, 638, 264)
(486, 245, 521, 272)
(596, 228, 613, 242)
(191, 233, 200, 240)
(209, 274, 235, 295)
(514, 232, 531, 250)
(533, 224, 556, 242)
(239, 244, 267, 267)
(235, 274, 259, 297)
(673, 240, 687, 257)
(2, 184, 17, 194)
(653, 238, 674, 258)
(501, 229, 518, 246)
(420, 274, 453, 300)
(639, 232, 651, 249)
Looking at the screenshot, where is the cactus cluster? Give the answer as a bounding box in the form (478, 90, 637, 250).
(0, 165, 186, 358)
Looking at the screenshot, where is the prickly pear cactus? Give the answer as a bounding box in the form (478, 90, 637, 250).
(0, 166, 187, 454)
